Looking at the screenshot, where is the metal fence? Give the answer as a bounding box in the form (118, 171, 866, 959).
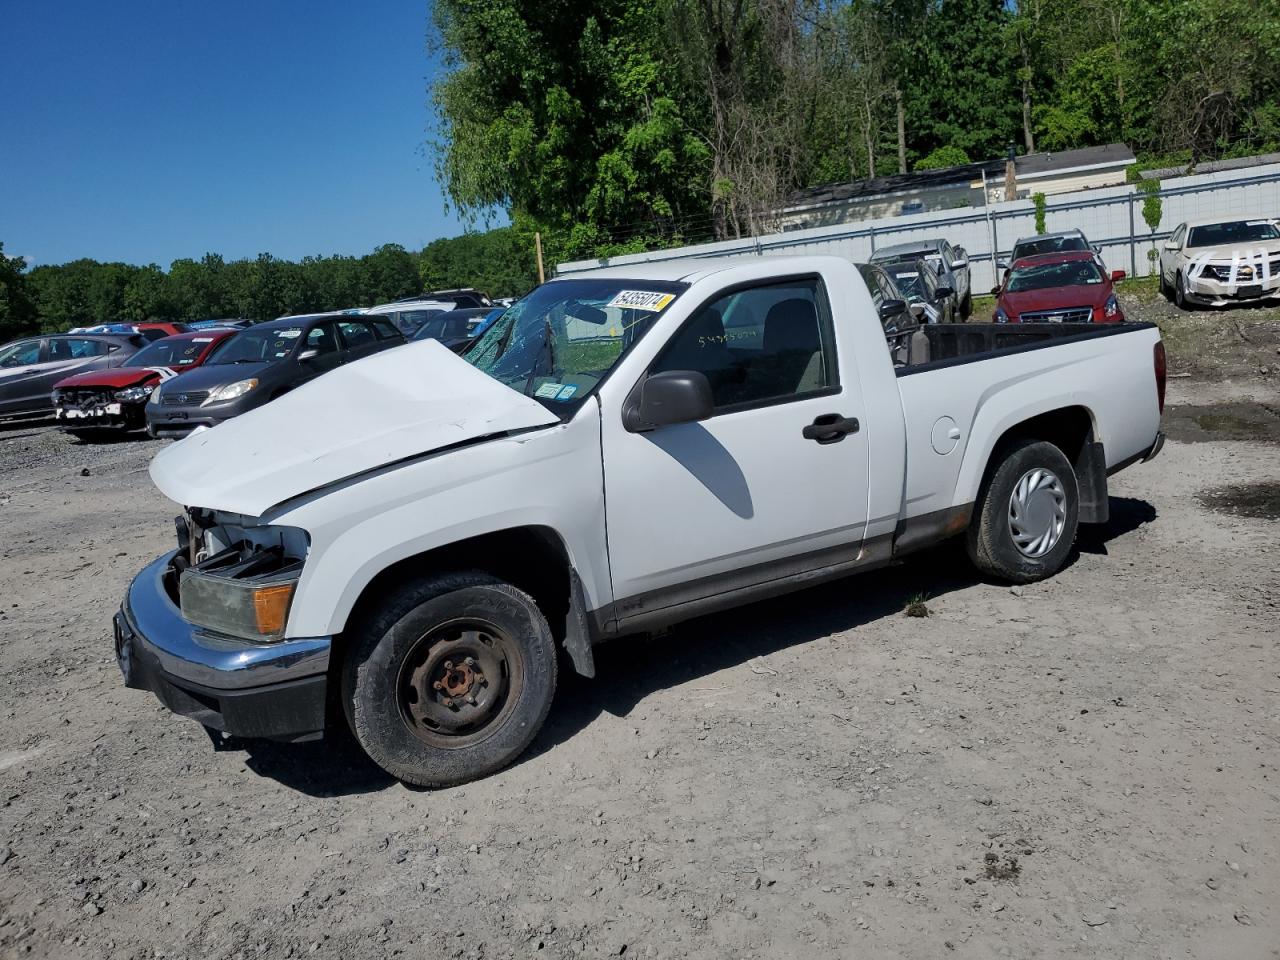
(558, 162, 1280, 293)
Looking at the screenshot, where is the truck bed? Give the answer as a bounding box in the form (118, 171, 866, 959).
(893, 322, 1155, 372)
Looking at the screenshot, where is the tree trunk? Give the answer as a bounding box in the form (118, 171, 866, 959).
(1022, 77, 1035, 153)
(895, 86, 907, 174)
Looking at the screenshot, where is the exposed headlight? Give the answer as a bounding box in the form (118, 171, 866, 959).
(180, 570, 298, 641)
(149, 385, 162, 404)
(202, 378, 258, 405)
(993, 306, 1011, 323)
(115, 385, 153, 402)
(1103, 293, 1121, 320)
(178, 527, 306, 641)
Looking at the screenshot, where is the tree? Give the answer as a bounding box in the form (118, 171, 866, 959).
(0, 242, 38, 341)
(915, 145, 970, 171)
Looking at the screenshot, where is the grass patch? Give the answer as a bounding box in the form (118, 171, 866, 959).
(903, 592, 931, 618)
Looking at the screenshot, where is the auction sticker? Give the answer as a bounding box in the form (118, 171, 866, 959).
(607, 290, 676, 312)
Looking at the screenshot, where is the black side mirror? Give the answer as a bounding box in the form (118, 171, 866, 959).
(623, 370, 714, 432)
(990, 286, 1002, 296)
(934, 286, 954, 300)
(297, 348, 320, 361)
(879, 299, 908, 322)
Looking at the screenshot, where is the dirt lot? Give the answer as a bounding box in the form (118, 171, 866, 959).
(2, 313, 1279, 958)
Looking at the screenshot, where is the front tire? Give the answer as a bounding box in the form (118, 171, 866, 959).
(967, 439, 1079, 584)
(960, 291, 972, 320)
(342, 572, 558, 787)
(1174, 271, 1195, 310)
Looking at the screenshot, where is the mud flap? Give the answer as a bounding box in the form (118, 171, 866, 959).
(564, 570, 596, 679)
(1076, 440, 1109, 524)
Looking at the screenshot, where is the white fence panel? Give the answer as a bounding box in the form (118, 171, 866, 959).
(558, 163, 1280, 294)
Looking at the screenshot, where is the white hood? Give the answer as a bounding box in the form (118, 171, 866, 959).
(149, 340, 560, 516)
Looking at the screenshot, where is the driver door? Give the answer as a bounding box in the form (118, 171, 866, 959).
(601, 275, 870, 627)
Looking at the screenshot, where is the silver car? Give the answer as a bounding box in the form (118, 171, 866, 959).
(870, 238, 972, 318)
(0, 333, 145, 419)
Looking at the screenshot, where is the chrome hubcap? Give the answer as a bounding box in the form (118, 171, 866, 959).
(1008, 468, 1067, 558)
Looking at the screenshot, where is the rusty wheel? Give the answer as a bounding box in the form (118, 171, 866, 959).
(397, 620, 522, 747)
(343, 571, 557, 787)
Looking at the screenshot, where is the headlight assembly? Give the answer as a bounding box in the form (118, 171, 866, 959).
(115, 385, 154, 402)
(202, 378, 259, 405)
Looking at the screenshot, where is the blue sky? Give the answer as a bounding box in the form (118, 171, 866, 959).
(0, 0, 481, 268)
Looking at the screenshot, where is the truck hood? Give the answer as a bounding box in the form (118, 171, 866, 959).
(149, 340, 560, 516)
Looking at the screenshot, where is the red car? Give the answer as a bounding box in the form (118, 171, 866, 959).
(52, 329, 237, 438)
(992, 251, 1126, 324)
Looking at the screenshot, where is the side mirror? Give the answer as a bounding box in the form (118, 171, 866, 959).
(1163, 241, 1179, 251)
(1110, 270, 1126, 281)
(949, 259, 968, 270)
(624, 370, 714, 432)
(298, 348, 320, 361)
(934, 285, 955, 300)
(878, 299, 908, 322)
(997, 260, 1008, 270)
(990, 286, 1002, 297)
(909, 302, 927, 319)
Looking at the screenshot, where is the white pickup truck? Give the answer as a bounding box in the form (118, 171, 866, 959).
(113, 256, 1166, 786)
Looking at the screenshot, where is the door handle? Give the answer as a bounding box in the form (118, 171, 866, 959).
(803, 413, 860, 444)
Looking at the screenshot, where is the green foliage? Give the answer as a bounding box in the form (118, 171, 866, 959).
(915, 146, 971, 171)
(425, 0, 1280, 262)
(1033, 192, 1047, 234)
(0, 242, 38, 341)
(1138, 178, 1162, 233)
(419, 226, 538, 298)
(10, 235, 539, 332)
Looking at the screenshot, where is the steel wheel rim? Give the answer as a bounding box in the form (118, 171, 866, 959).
(396, 617, 524, 749)
(1008, 467, 1067, 558)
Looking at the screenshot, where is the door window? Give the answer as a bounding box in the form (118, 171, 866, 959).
(337, 321, 377, 348)
(63, 338, 111, 358)
(304, 322, 340, 355)
(651, 278, 837, 413)
(0, 340, 41, 367)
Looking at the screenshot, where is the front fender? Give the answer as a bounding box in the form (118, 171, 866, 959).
(272, 409, 610, 638)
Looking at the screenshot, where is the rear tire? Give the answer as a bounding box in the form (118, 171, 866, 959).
(967, 439, 1079, 584)
(342, 571, 557, 787)
(960, 291, 972, 320)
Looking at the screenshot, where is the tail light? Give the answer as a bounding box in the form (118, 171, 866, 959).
(1153, 341, 1167, 414)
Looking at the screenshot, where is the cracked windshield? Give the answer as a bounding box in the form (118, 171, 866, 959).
(463, 278, 686, 410)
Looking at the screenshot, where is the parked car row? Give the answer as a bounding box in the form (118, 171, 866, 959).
(0, 287, 516, 439)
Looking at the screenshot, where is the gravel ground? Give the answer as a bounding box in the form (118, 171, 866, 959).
(1, 371, 1278, 960)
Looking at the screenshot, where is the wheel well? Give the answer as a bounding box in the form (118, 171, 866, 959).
(983, 405, 1108, 523)
(339, 526, 574, 663)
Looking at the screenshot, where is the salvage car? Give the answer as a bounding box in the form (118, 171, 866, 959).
(879, 258, 958, 324)
(145, 313, 405, 437)
(1158, 216, 1280, 309)
(0, 332, 146, 420)
(51, 330, 236, 438)
(114, 255, 1165, 787)
(992, 252, 1126, 324)
(870, 238, 972, 317)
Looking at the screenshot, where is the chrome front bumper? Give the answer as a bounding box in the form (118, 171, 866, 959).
(114, 552, 332, 741)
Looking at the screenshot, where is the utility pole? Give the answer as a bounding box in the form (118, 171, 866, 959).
(535, 232, 545, 284)
(1004, 143, 1018, 202)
